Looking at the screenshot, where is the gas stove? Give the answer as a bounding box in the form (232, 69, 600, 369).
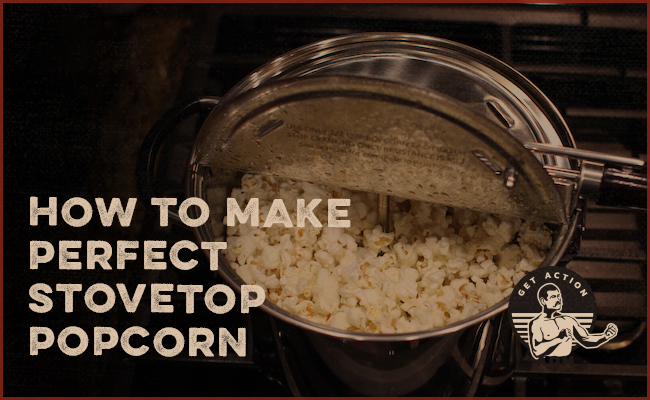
(4, 3, 645, 397)
(129, 4, 646, 397)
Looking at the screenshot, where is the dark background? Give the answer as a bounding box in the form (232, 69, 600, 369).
(4, 3, 647, 396)
(4, 4, 208, 396)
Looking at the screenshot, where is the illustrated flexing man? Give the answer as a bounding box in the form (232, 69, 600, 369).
(528, 283, 618, 359)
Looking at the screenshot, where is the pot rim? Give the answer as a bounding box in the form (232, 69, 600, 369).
(187, 32, 582, 342)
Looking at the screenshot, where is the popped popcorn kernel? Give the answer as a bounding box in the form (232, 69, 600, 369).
(224, 174, 552, 333)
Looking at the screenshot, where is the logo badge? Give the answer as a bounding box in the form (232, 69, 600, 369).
(508, 266, 618, 359)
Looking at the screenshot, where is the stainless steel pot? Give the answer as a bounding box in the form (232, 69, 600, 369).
(137, 33, 646, 395)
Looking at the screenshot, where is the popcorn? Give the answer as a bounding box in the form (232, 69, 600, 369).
(224, 173, 553, 334)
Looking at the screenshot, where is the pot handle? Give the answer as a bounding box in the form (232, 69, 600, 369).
(136, 97, 221, 226)
(596, 164, 647, 209)
(526, 143, 647, 210)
